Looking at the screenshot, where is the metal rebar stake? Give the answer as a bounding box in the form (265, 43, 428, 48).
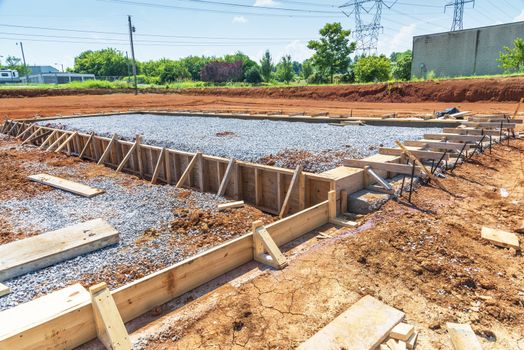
(451, 143, 467, 172)
(408, 161, 416, 203)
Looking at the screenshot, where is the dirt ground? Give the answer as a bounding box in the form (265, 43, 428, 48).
(131, 139, 524, 350)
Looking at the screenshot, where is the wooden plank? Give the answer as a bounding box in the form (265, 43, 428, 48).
(252, 221, 287, 269)
(343, 159, 423, 177)
(481, 227, 520, 250)
(0, 283, 10, 298)
(55, 132, 78, 153)
(298, 295, 405, 350)
(79, 132, 95, 159)
(328, 190, 336, 219)
(97, 133, 117, 165)
(461, 121, 516, 128)
(28, 173, 105, 198)
(151, 147, 166, 184)
(217, 158, 235, 196)
(89, 283, 132, 350)
(218, 200, 244, 211)
(0, 284, 91, 343)
(0, 219, 119, 281)
(279, 165, 303, 218)
(16, 123, 34, 140)
(447, 323, 482, 350)
(390, 322, 415, 342)
(255, 168, 262, 206)
(46, 132, 67, 151)
(404, 140, 471, 151)
(165, 150, 173, 184)
(423, 133, 483, 142)
(136, 135, 144, 178)
(395, 141, 448, 192)
(175, 151, 202, 188)
(379, 147, 449, 161)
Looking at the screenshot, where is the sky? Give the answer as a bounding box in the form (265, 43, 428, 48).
(0, 0, 523, 70)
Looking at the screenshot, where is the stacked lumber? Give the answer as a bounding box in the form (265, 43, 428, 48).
(379, 322, 418, 349)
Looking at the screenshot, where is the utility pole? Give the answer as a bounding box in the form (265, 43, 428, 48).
(445, 0, 475, 31)
(125, 51, 131, 84)
(16, 42, 29, 83)
(127, 15, 138, 95)
(339, 0, 397, 55)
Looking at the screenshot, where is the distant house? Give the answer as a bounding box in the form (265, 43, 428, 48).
(28, 65, 60, 74)
(22, 66, 95, 84)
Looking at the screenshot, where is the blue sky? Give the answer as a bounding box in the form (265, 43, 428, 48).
(0, 0, 523, 69)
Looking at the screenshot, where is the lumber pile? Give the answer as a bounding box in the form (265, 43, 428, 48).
(379, 322, 418, 350)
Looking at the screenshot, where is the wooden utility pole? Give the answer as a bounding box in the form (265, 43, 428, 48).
(127, 15, 138, 95)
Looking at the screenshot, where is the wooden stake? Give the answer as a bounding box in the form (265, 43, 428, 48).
(89, 283, 132, 350)
(340, 189, 348, 213)
(151, 147, 166, 184)
(164, 150, 173, 184)
(279, 165, 303, 219)
(15, 122, 26, 138)
(328, 190, 337, 219)
(39, 130, 58, 150)
(217, 158, 235, 196)
(16, 123, 34, 140)
(0, 120, 9, 134)
(252, 220, 287, 269)
(55, 132, 78, 153)
(20, 126, 42, 146)
(512, 97, 523, 119)
(97, 134, 117, 165)
(116, 137, 138, 172)
(79, 132, 95, 159)
(395, 141, 448, 192)
(175, 151, 202, 188)
(46, 133, 67, 151)
(136, 135, 144, 178)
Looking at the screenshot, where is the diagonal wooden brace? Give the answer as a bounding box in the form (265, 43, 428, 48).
(252, 220, 287, 270)
(89, 282, 132, 350)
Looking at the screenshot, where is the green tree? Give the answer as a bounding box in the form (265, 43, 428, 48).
(301, 59, 314, 80)
(390, 50, 412, 81)
(307, 22, 356, 83)
(245, 65, 263, 84)
(275, 55, 295, 83)
(73, 48, 129, 77)
(180, 56, 213, 81)
(354, 55, 392, 83)
(498, 38, 524, 73)
(3, 56, 30, 75)
(259, 50, 274, 82)
(159, 61, 191, 83)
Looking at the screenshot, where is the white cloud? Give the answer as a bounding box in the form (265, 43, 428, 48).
(254, 0, 279, 7)
(277, 40, 313, 62)
(232, 16, 248, 23)
(515, 9, 524, 22)
(378, 23, 416, 55)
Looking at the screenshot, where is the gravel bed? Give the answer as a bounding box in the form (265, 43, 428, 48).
(39, 114, 441, 172)
(0, 176, 227, 311)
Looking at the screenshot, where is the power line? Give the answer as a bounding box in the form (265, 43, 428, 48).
(97, 0, 343, 18)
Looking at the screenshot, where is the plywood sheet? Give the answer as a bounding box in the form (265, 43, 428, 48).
(0, 219, 119, 281)
(28, 173, 105, 198)
(298, 295, 404, 350)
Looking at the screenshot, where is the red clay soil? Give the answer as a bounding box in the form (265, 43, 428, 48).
(136, 139, 524, 349)
(1, 76, 524, 102)
(0, 93, 519, 122)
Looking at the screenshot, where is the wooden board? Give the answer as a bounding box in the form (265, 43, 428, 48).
(379, 147, 449, 161)
(343, 159, 423, 177)
(447, 323, 482, 350)
(0, 284, 91, 340)
(423, 133, 483, 142)
(0, 283, 10, 297)
(0, 219, 119, 281)
(481, 227, 520, 250)
(404, 140, 471, 151)
(298, 295, 405, 350)
(28, 174, 105, 198)
(218, 200, 244, 211)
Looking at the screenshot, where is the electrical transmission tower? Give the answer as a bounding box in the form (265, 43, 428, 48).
(339, 0, 397, 55)
(445, 0, 475, 31)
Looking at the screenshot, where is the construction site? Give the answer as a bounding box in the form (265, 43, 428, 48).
(0, 77, 522, 350)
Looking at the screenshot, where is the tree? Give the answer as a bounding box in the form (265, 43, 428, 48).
(275, 55, 295, 83)
(354, 55, 392, 83)
(245, 66, 263, 84)
(301, 59, 314, 80)
(73, 48, 129, 77)
(307, 22, 356, 83)
(200, 61, 244, 83)
(390, 50, 412, 81)
(3, 55, 30, 75)
(159, 61, 191, 83)
(498, 38, 524, 73)
(180, 56, 213, 81)
(259, 50, 274, 82)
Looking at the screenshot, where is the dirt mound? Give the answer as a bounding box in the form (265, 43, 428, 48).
(1, 76, 523, 103)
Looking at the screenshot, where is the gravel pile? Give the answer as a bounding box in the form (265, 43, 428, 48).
(0, 176, 227, 311)
(40, 114, 440, 173)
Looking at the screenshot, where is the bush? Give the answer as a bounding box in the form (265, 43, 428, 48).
(244, 66, 262, 84)
(200, 61, 244, 83)
(498, 37, 524, 73)
(391, 51, 412, 81)
(354, 55, 391, 83)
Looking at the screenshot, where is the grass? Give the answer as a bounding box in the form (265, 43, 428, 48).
(0, 72, 523, 91)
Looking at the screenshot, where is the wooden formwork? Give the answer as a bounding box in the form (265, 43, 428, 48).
(2, 121, 333, 215)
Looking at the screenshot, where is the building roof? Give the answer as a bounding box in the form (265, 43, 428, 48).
(28, 66, 60, 74)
